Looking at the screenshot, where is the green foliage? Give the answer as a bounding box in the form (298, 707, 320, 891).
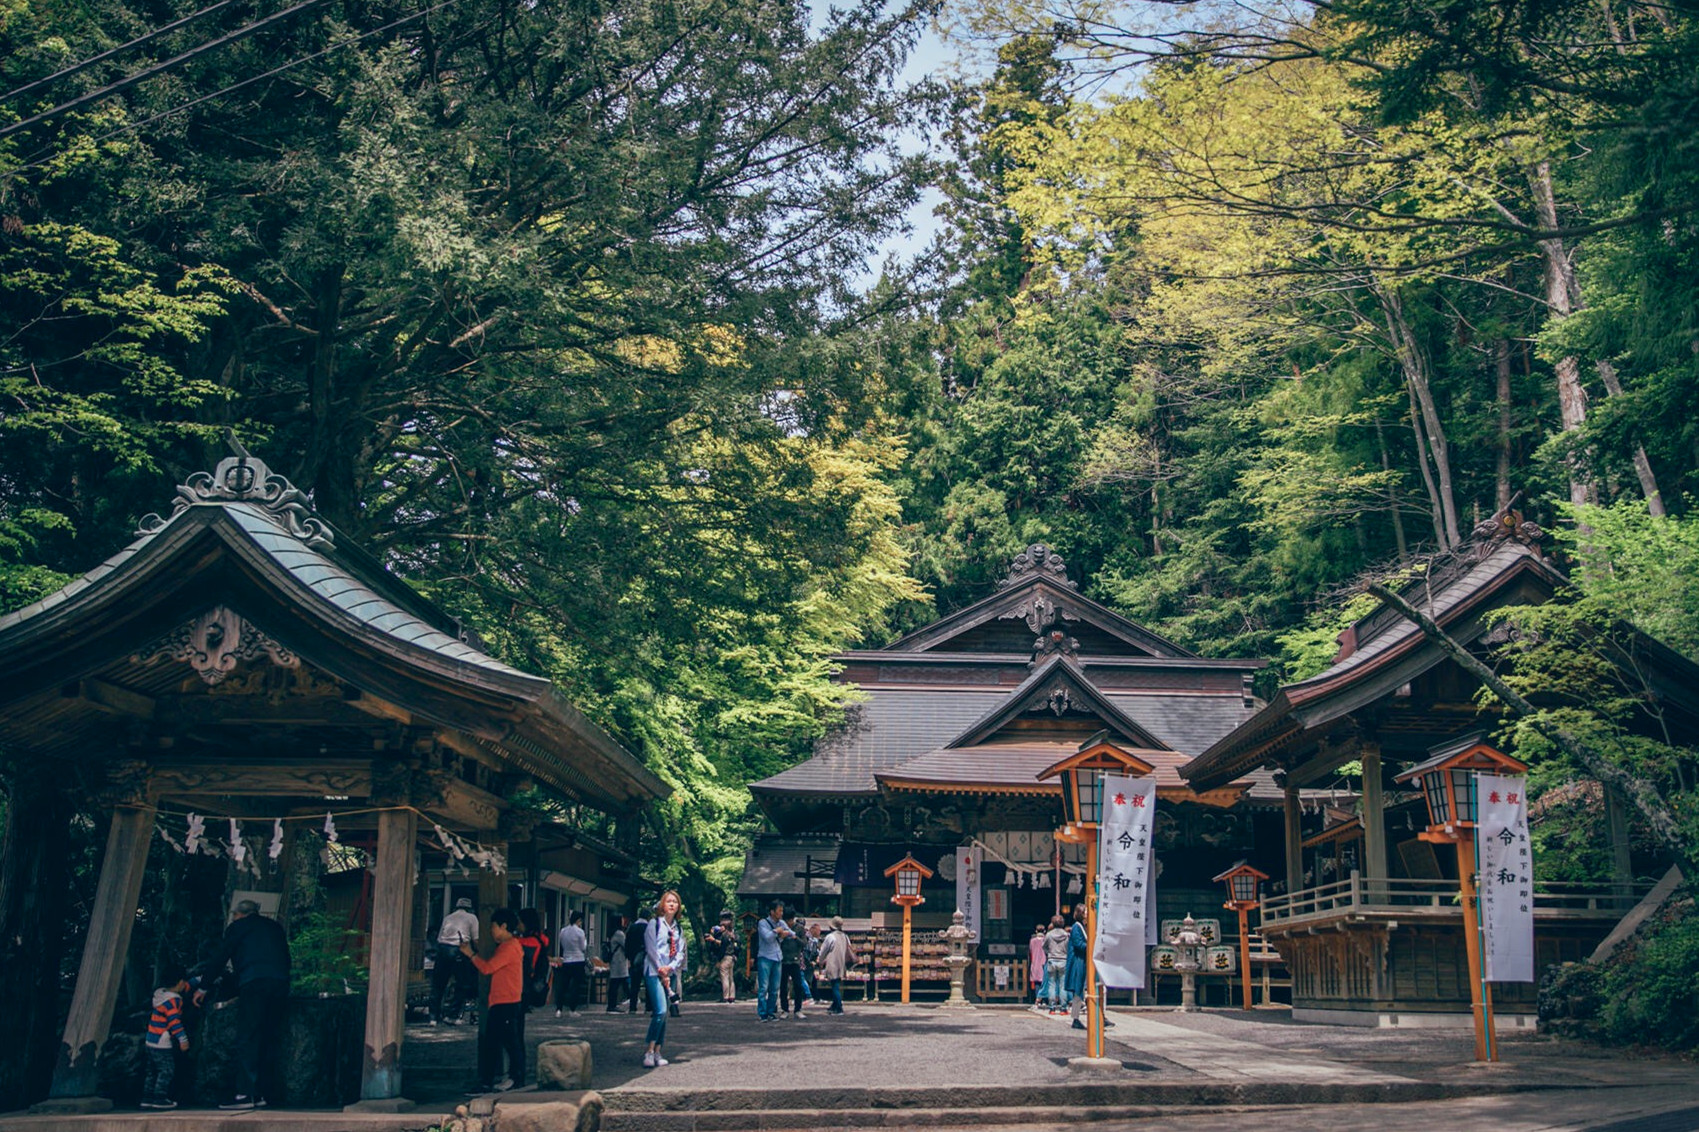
(287, 909, 369, 996)
(1543, 902, 1699, 1052)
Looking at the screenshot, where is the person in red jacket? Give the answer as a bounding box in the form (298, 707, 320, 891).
(461, 908, 525, 1092)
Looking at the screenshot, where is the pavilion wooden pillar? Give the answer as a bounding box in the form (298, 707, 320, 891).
(354, 805, 419, 1108)
(1282, 784, 1304, 893)
(45, 795, 156, 1107)
(1360, 743, 1388, 896)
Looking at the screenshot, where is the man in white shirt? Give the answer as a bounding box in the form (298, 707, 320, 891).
(555, 910, 588, 1016)
(431, 897, 480, 1024)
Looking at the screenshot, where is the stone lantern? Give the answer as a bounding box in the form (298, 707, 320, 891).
(1171, 914, 1206, 1013)
(938, 909, 978, 1009)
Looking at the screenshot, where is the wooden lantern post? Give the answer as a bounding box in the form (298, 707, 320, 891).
(1396, 737, 1528, 1064)
(1039, 735, 1156, 1062)
(884, 854, 933, 1004)
(1213, 863, 1270, 1011)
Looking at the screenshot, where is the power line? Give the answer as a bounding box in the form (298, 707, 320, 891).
(11, 0, 464, 173)
(0, 0, 337, 140)
(0, 0, 251, 108)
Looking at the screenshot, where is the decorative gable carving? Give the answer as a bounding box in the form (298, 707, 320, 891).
(137, 454, 334, 549)
(132, 606, 300, 686)
(998, 543, 1076, 591)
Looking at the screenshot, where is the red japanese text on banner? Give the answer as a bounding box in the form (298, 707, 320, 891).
(1094, 772, 1158, 988)
(1477, 772, 1535, 983)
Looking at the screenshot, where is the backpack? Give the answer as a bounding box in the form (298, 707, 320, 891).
(625, 920, 649, 964)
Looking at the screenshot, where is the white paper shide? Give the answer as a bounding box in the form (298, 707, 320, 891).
(1477, 772, 1535, 983)
(1093, 772, 1158, 988)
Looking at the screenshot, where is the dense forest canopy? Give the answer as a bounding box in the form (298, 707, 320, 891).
(4, 0, 1698, 941)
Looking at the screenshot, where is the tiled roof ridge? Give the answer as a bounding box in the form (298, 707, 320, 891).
(136, 451, 334, 549)
(1342, 501, 1557, 658)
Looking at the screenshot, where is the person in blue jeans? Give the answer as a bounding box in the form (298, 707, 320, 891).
(643, 890, 686, 1068)
(754, 900, 792, 1021)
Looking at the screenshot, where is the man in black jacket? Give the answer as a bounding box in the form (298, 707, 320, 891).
(194, 900, 291, 1110)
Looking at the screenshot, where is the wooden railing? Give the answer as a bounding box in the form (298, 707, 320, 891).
(1261, 872, 1650, 928)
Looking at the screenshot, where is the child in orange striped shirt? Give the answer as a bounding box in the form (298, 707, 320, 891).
(141, 965, 192, 1109)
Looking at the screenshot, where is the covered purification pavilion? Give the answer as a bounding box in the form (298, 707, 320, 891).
(1179, 506, 1699, 1026)
(0, 452, 664, 1113)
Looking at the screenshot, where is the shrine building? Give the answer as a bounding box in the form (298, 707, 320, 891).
(0, 452, 665, 1112)
(1179, 508, 1699, 1026)
(744, 544, 1286, 996)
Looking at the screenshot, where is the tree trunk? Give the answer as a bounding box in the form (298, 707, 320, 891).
(1374, 415, 1410, 560)
(1381, 286, 1461, 550)
(0, 768, 76, 1111)
(1496, 340, 1514, 510)
(1595, 360, 1667, 516)
(1528, 162, 1592, 507)
(300, 264, 363, 531)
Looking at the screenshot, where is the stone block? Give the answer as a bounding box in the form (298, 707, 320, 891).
(495, 1091, 603, 1132)
(535, 1039, 594, 1089)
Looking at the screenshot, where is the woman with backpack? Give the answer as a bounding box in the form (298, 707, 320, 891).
(642, 891, 686, 1068)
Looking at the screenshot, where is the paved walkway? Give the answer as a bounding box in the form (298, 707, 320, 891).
(4, 1002, 1692, 1130)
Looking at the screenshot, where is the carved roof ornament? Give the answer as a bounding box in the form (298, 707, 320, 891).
(132, 605, 300, 685)
(1468, 494, 1545, 561)
(136, 449, 334, 549)
(1044, 683, 1075, 716)
(1031, 627, 1080, 668)
(997, 543, 1077, 591)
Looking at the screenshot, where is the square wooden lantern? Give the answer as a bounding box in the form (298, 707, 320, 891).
(1213, 863, 1270, 911)
(1038, 731, 1157, 830)
(1395, 735, 1528, 844)
(885, 853, 934, 907)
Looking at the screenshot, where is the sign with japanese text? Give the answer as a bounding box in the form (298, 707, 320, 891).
(956, 844, 983, 941)
(1477, 772, 1535, 983)
(1093, 772, 1157, 988)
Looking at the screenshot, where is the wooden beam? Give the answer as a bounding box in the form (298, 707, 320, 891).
(358, 807, 417, 1103)
(344, 691, 412, 725)
(64, 679, 156, 720)
(152, 759, 374, 798)
(48, 804, 156, 1102)
(429, 779, 503, 832)
(157, 695, 390, 729)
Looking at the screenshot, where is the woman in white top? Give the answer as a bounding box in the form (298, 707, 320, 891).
(554, 910, 588, 1016)
(643, 891, 686, 1068)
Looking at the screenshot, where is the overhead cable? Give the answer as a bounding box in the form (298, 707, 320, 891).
(10, 0, 463, 172)
(0, 0, 336, 140)
(0, 0, 251, 108)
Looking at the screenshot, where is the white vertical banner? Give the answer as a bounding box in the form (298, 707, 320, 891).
(1477, 773, 1535, 983)
(956, 845, 983, 941)
(1094, 772, 1158, 988)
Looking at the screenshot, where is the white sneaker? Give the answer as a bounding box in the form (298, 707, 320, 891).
(555, 1009, 563, 1018)
(493, 1077, 514, 1093)
(653, 1056, 669, 1067)
(795, 1011, 807, 1019)
(642, 1051, 657, 1068)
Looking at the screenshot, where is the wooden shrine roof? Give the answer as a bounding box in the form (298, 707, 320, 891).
(0, 454, 666, 815)
(1180, 520, 1699, 792)
(752, 547, 1273, 812)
